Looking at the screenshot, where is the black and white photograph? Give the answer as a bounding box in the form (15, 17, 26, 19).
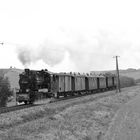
(0, 0, 140, 139)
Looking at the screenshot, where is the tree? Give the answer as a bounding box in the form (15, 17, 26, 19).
(120, 76, 136, 88)
(0, 76, 12, 107)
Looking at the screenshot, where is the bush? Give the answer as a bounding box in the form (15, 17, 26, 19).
(135, 79, 140, 83)
(0, 77, 12, 107)
(120, 76, 136, 88)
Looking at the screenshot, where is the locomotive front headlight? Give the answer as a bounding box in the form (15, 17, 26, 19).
(26, 89, 29, 92)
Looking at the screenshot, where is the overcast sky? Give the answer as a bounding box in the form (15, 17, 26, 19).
(0, 0, 140, 72)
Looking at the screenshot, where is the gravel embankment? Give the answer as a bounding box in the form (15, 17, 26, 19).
(0, 85, 140, 140)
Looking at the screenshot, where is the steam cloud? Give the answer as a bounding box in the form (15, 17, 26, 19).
(16, 29, 131, 72)
(17, 48, 32, 66)
(17, 41, 66, 68)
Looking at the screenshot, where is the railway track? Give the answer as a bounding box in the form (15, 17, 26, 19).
(0, 104, 38, 114)
(49, 88, 116, 103)
(0, 89, 116, 114)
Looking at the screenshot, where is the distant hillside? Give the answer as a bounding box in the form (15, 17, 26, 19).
(0, 69, 10, 77)
(119, 69, 140, 80)
(91, 68, 140, 80)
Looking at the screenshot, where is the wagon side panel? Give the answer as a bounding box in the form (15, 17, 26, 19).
(65, 76, 72, 92)
(58, 75, 65, 92)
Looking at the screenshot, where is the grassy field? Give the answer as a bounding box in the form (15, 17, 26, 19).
(0, 85, 140, 140)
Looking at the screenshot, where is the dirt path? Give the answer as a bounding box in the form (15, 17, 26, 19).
(104, 90, 140, 140)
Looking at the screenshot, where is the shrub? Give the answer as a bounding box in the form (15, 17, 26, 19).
(0, 77, 12, 107)
(120, 76, 136, 88)
(135, 79, 140, 83)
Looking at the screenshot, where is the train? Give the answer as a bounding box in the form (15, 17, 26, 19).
(16, 69, 117, 104)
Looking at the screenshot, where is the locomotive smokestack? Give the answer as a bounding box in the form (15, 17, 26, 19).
(25, 69, 30, 72)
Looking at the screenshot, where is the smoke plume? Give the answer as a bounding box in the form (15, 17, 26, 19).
(16, 29, 131, 72)
(17, 47, 32, 66)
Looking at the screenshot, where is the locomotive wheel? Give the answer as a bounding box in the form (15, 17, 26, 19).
(71, 93, 75, 96)
(57, 95, 59, 99)
(29, 101, 33, 104)
(24, 101, 28, 105)
(54, 92, 59, 98)
(29, 91, 35, 104)
(64, 94, 67, 97)
(78, 92, 82, 95)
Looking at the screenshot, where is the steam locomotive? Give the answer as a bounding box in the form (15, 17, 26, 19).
(16, 69, 116, 104)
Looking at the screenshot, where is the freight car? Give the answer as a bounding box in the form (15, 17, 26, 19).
(16, 69, 116, 104)
(105, 73, 117, 90)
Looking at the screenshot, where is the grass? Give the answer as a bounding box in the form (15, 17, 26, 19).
(0, 102, 122, 139)
(0, 85, 140, 140)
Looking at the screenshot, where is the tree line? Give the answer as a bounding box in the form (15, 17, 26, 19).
(0, 77, 12, 107)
